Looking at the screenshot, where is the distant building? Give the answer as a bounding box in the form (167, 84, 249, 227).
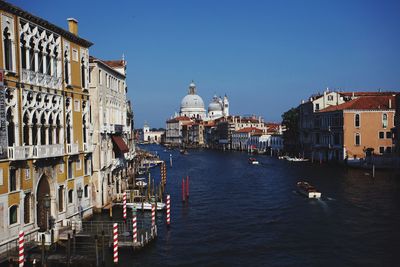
(394, 93, 400, 155)
(165, 116, 192, 145)
(143, 123, 164, 144)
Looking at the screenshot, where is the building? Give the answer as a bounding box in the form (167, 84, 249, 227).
(393, 93, 400, 156)
(208, 95, 229, 120)
(143, 123, 163, 144)
(179, 81, 206, 120)
(313, 95, 396, 161)
(89, 56, 132, 210)
(0, 0, 93, 247)
(232, 127, 263, 151)
(165, 116, 191, 145)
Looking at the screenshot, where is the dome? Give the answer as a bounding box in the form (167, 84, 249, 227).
(181, 94, 205, 109)
(208, 101, 222, 112)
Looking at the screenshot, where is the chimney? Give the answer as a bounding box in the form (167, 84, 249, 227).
(67, 18, 78, 35)
(389, 99, 392, 109)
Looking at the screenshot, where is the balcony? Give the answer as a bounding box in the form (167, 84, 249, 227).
(21, 69, 62, 90)
(67, 143, 79, 155)
(83, 142, 93, 152)
(8, 144, 64, 160)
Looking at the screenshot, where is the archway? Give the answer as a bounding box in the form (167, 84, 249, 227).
(36, 176, 50, 232)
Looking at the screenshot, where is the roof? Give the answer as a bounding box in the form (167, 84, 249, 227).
(319, 95, 396, 112)
(89, 56, 126, 77)
(0, 0, 93, 47)
(236, 127, 263, 134)
(111, 135, 129, 153)
(103, 60, 125, 68)
(166, 116, 191, 123)
(340, 91, 398, 97)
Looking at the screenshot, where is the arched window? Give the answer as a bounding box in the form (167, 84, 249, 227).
(3, 28, 13, 71)
(64, 51, 69, 84)
(48, 115, 53, 145)
(81, 57, 86, 88)
(38, 42, 44, 73)
(23, 112, 29, 145)
(68, 189, 73, 204)
(56, 114, 61, 144)
(29, 38, 35, 71)
(84, 185, 89, 198)
(6, 108, 15, 146)
(355, 114, 360, 128)
(20, 34, 27, 69)
(382, 113, 388, 129)
(9, 205, 18, 225)
(24, 193, 31, 224)
(46, 47, 51, 75)
(58, 186, 64, 212)
(355, 133, 361, 146)
(53, 48, 58, 77)
(40, 114, 46, 145)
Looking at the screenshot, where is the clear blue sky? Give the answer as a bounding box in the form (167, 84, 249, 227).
(11, 0, 400, 128)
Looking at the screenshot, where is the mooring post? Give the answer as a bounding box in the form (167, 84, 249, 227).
(101, 231, 105, 266)
(95, 235, 99, 267)
(73, 229, 76, 255)
(186, 176, 189, 199)
(66, 234, 71, 267)
(170, 154, 172, 167)
(41, 235, 45, 267)
(373, 164, 375, 178)
(182, 178, 186, 202)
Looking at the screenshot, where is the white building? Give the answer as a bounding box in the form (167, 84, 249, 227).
(143, 123, 164, 144)
(89, 56, 133, 210)
(208, 95, 229, 120)
(180, 81, 206, 119)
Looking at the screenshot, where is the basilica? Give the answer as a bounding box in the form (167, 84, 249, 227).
(178, 81, 229, 120)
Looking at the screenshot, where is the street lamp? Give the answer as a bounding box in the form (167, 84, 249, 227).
(77, 187, 83, 218)
(44, 194, 50, 232)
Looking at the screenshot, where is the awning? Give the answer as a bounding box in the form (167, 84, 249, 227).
(111, 135, 129, 153)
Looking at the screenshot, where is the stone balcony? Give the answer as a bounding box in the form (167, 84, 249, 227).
(8, 144, 64, 160)
(21, 69, 62, 90)
(83, 142, 93, 153)
(66, 143, 79, 155)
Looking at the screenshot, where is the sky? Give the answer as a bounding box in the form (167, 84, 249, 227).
(11, 0, 400, 128)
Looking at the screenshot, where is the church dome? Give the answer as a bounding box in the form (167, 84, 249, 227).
(181, 94, 205, 109)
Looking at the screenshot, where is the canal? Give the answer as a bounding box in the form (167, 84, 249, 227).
(112, 145, 400, 266)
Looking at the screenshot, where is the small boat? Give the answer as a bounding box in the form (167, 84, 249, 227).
(126, 196, 166, 210)
(135, 181, 147, 187)
(288, 157, 309, 162)
(248, 158, 259, 165)
(180, 149, 188, 155)
(297, 181, 321, 198)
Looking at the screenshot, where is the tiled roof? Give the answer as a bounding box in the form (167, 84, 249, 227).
(103, 60, 125, 68)
(319, 96, 396, 112)
(236, 127, 263, 134)
(340, 91, 397, 97)
(166, 116, 191, 123)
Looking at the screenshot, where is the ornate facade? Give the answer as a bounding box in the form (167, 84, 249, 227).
(0, 1, 93, 249)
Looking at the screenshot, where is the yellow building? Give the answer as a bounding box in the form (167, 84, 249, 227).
(0, 0, 93, 248)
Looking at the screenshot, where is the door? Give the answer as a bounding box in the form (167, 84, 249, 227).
(37, 176, 50, 232)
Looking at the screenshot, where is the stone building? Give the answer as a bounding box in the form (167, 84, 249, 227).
(0, 0, 93, 247)
(89, 56, 133, 210)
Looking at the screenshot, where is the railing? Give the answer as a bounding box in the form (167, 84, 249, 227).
(0, 229, 38, 264)
(21, 69, 62, 90)
(67, 143, 79, 154)
(8, 144, 64, 160)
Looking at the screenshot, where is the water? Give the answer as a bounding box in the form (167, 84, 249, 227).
(115, 145, 400, 266)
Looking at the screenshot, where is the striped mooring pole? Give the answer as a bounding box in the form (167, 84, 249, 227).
(18, 230, 24, 267)
(113, 223, 118, 263)
(132, 215, 137, 244)
(166, 194, 171, 226)
(182, 178, 186, 202)
(123, 191, 127, 221)
(151, 204, 156, 228)
(186, 176, 189, 199)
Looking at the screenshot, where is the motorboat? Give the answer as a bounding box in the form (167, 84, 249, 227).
(248, 158, 259, 165)
(127, 196, 166, 211)
(288, 157, 309, 162)
(297, 181, 321, 198)
(135, 178, 147, 188)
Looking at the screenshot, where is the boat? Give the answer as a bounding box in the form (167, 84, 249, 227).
(135, 178, 147, 188)
(248, 158, 259, 165)
(288, 157, 309, 162)
(127, 196, 166, 210)
(180, 149, 188, 155)
(296, 181, 321, 198)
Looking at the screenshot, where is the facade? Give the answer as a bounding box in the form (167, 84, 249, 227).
(232, 127, 263, 151)
(313, 95, 396, 161)
(180, 81, 206, 119)
(0, 0, 93, 247)
(143, 123, 163, 144)
(89, 56, 132, 210)
(165, 116, 191, 145)
(394, 93, 400, 155)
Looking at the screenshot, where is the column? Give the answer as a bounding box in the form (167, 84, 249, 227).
(28, 125, 33, 145)
(53, 126, 57, 144)
(37, 124, 41, 146)
(44, 124, 49, 145)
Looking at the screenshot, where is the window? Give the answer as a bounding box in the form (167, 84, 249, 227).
(72, 49, 78, 62)
(3, 28, 13, 71)
(74, 100, 80, 112)
(76, 158, 81, 170)
(29, 38, 35, 71)
(68, 159, 73, 179)
(0, 168, 3, 185)
(68, 189, 73, 204)
(355, 114, 360, 128)
(53, 48, 58, 77)
(84, 185, 89, 198)
(64, 51, 69, 84)
(379, 132, 384, 139)
(84, 158, 91, 175)
(38, 42, 44, 73)
(9, 205, 18, 225)
(379, 147, 384, 154)
(386, 132, 392, 139)
(99, 70, 102, 85)
(355, 133, 360, 146)
(46, 47, 51, 75)
(25, 168, 30, 180)
(315, 103, 320, 111)
(58, 186, 64, 212)
(382, 113, 388, 128)
(20, 34, 26, 69)
(9, 168, 17, 192)
(81, 57, 86, 88)
(386, 147, 392, 154)
(23, 193, 31, 224)
(328, 95, 333, 101)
